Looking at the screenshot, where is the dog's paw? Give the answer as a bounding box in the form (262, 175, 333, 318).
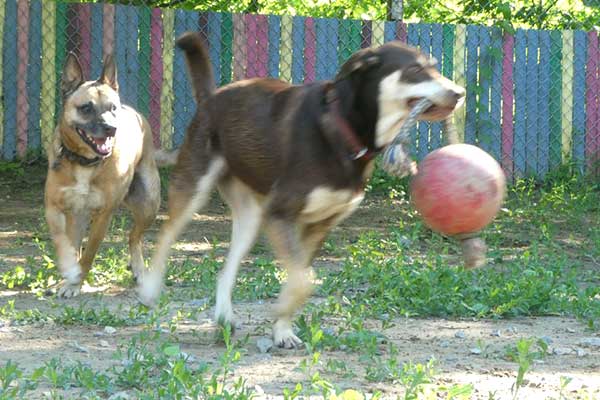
(135, 272, 162, 308)
(273, 319, 303, 349)
(57, 281, 82, 298)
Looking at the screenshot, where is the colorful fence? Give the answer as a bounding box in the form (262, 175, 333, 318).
(1, 0, 599, 179)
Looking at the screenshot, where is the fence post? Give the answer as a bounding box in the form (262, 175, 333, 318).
(386, 0, 403, 21)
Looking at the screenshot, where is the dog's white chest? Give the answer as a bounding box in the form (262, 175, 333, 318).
(301, 187, 364, 224)
(62, 169, 104, 211)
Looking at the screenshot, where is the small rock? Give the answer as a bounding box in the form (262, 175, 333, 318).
(257, 337, 274, 353)
(469, 347, 482, 355)
(180, 351, 196, 363)
(93, 331, 105, 337)
(566, 327, 576, 334)
(439, 340, 450, 348)
(454, 330, 466, 339)
(490, 329, 501, 337)
(322, 327, 335, 336)
(99, 340, 110, 348)
(553, 347, 573, 356)
(187, 298, 209, 308)
(108, 391, 130, 400)
(339, 344, 348, 351)
(71, 341, 89, 353)
(540, 336, 553, 345)
(254, 385, 265, 395)
(575, 348, 587, 357)
(104, 326, 117, 335)
(506, 326, 518, 335)
(579, 338, 600, 348)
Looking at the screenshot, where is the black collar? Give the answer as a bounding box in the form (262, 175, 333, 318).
(324, 86, 376, 162)
(58, 143, 104, 167)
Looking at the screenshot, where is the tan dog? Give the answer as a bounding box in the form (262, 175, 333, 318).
(45, 53, 161, 297)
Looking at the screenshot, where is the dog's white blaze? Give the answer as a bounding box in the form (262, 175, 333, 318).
(61, 168, 104, 211)
(301, 186, 364, 224)
(215, 179, 263, 324)
(138, 157, 226, 306)
(375, 70, 460, 148)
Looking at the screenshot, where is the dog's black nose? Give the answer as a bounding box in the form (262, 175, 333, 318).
(103, 126, 117, 137)
(452, 87, 466, 100)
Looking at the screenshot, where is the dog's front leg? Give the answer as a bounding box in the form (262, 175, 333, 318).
(78, 210, 113, 280)
(266, 218, 320, 349)
(46, 206, 85, 298)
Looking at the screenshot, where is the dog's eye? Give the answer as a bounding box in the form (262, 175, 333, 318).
(406, 65, 424, 75)
(111, 104, 117, 112)
(78, 103, 93, 115)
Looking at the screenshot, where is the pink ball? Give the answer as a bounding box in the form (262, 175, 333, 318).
(410, 144, 506, 236)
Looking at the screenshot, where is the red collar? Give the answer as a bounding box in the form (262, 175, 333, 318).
(325, 88, 375, 162)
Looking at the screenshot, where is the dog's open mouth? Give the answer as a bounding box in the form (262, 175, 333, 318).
(76, 127, 115, 157)
(407, 97, 455, 121)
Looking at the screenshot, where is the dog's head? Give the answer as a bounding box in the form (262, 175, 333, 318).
(59, 53, 121, 158)
(335, 41, 465, 148)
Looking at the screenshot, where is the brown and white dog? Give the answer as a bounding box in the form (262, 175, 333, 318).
(137, 33, 465, 347)
(45, 53, 161, 297)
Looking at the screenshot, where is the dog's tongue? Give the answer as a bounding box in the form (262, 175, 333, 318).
(93, 136, 113, 155)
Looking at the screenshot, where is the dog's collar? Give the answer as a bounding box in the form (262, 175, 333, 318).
(58, 143, 105, 167)
(324, 87, 375, 162)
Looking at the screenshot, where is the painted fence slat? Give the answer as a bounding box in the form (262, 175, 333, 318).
(291, 16, 304, 84)
(572, 31, 587, 172)
(160, 8, 174, 149)
(548, 30, 563, 170)
(361, 20, 372, 48)
(501, 32, 514, 176)
(138, 6, 151, 116)
(245, 13, 258, 78)
(453, 24, 466, 142)
(255, 14, 268, 77)
(406, 23, 418, 155)
(208, 13, 222, 84)
(489, 27, 502, 162)
(90, 3, 103, 79)
(27, 0, 42, 152)
(232, 13, 246, 81)
(0, 0, 5, 153)
(464, 25, 478, 147)
(338, 19, 361, 65)
(442, 24, 454, 80)
(477, 26, 491, 154)
(525, 29, 539, 176)
(513, 29, 527, 177)
(267, 14, 280, 78)
(40, 0, 56, 152)
(538, 30, 551, 177)
(114, 6, 128, 104)
(220, 12, 233, 85)
(102, 4, 115, 58)
(417, 24, 431, 159)
(54, 2, 67, 119)
(148, 8, 163, 146)
(372, 20, 384, 47)
(561, 31, 574, 163)
(16, 0, 30, 157)
(304, 17, 316, 83)
(384, 21, 396, 43)
(2, 0, 17, 159)
(585, 31, 600, 172)
(279, 15, 292, 82)
(430, 24, 443, 150)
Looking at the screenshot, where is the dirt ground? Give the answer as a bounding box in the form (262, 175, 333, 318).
(0, 166, 599, 399)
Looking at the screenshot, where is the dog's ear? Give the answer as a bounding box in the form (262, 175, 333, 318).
(99, 54, 118, 92)
(61, 52, 84, 97)
(335, 48, 380, 81)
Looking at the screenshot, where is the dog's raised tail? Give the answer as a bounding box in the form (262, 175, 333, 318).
(176, 32, 215, 103)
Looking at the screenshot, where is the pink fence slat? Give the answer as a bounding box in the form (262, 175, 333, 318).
(149, 8, 163, 147)
(256, 14, 268, 77)
(501, 33, 515, 177)
(585, 31, 600, 171)
(77, 3, 91, 77)
(16, 0, 29, 157)
(233, 13, 246, 81)
(304, 17, 316, 83)
(396, 20, 407, 43)
(102, 4, 115, 58)
(245, 14, 258, 78)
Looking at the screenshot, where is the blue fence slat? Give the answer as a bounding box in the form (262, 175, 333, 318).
(417, 24, 432, 158)
(525, 29, 539, 176)
(464, 25, 478, 146)
(2, 0, 17, 159)
(172, 9, 194, 147)
(406, 23, 419, 155)
(478, 25, 491, 153)
(114, 6, 128, 104)
(291, 16, 304, 84)
(572, 30, 587, 172)
(538, 30, 551, 177)
(316, 18, 338, 80)
(126, 6, 138, 107)
(27, 0, 42, 152)
(430, 23, 443, 150)
(513, 29, 527, 177)
(384, 21, 396, 43)
(489, 27, 503, 161)
(90, 3, 103, 79)
(208, 12, 222, 85)
(268, 14, 280, 78)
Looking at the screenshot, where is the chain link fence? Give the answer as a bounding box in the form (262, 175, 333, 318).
(0, 0, 599, 180)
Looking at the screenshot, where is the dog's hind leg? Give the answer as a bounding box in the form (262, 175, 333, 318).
(265, 218, 332, 348)
(124, 166, 161, 282)
(215, 178, 263, 328)
(137, 157, 226, 307)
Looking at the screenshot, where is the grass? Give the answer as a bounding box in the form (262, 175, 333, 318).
(0, 161, 599, 398)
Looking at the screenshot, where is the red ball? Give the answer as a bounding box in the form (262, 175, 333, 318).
(410, 144, 506, 236)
